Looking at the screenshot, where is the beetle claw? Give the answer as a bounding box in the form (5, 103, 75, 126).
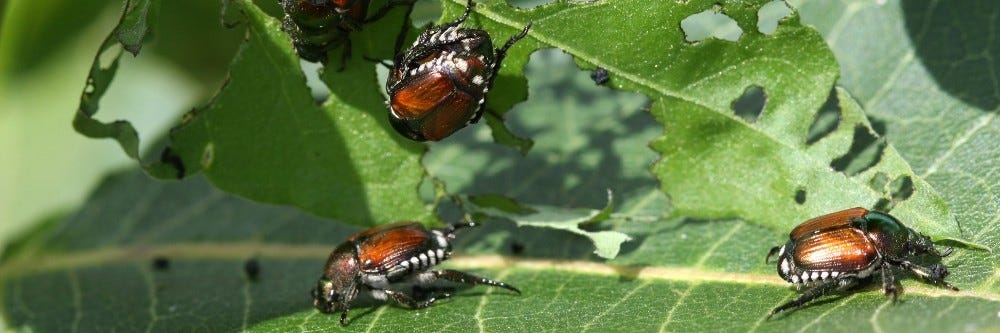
(339, 309, 349, 325)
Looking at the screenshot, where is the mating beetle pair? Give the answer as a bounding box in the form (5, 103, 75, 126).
(311, 221, 520, 325)
(766, 207, 958, 317)
(281, 0, 532, 141)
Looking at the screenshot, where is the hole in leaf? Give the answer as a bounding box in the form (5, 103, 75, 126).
(868, 116, 887, 137)
(201, 143, 215, 169)
(98, 45, 122, 69)
(806, 89, 841, 145)
(506, 0, 557, 9)
(830, 126, 886, 176)
(681, 6, 744, 42)
(301, 61, 330, 104)
(873, 198, 892, 212)
(757, 0, 792, 35)
(794, 188, 806, 204)
(889, 175, 914, 202)
(869, 171, 889, 192)
(731, 85, 767, 123)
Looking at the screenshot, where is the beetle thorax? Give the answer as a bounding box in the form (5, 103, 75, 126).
(323, 242, 359, 287)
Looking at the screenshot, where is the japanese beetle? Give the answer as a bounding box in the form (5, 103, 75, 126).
(311, 221, 520, 325)
(279, 0, 413, 65)
(386, 0, 532, 141)
(765, 207, 958, 318)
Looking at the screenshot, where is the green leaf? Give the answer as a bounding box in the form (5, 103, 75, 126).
(154, 0, 431, 226)
(466, 191, 631, 259)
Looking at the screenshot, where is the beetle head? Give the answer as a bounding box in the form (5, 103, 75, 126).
(312, 242, 359, 314)
(907, 231, 953, 257)
(311, 277, 342, 313)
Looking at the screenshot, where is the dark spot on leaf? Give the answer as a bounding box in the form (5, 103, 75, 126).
(794, 188, 806, 204)
(731, 85, 766, 123)
(590, 67, 610, 85)
(509, 241, 525, 255)
(159, 147, 186, 179)
(889, 175, 914, 202)
(244, 258, 260, 281)
(681, 5, 743, 42)
(830, 125, 885, 176)
(152, 256, 170, 271)
(757, 0, 792, 35)
(806, 89, 841, 145)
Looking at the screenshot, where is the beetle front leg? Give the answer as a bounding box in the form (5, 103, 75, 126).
(338, 285, 360, 325)
(434, 269, 521, 294)
(894, 260, 959, 291)
(769, 276, 858, 319)
(382, 289, 451, 309)
(880, 263, 899, 301)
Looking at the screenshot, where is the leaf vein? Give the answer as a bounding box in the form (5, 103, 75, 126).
(659, 283, 696, 333)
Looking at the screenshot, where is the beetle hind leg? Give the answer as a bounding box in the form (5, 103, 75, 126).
(434, 269, 521, 294)
(768, 276, 858, 319)
(383, 289, 452, 309)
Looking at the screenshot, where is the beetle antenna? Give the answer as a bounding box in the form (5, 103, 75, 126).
(445, 221, 477, 234)
(453, 0, 474, 26)
(954, 216, 966, 238)
(765, 246, 781, 264)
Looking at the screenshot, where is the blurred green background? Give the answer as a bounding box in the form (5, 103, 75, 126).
(0, 0, 236, 251)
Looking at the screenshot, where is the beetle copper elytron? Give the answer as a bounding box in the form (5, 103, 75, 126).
(279, 0, 413, 65)
(386, 0, 532, 141)
(765, 207, 958, 318)
(311, 221, 520, 325)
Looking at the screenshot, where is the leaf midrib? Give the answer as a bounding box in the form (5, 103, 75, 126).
(1, 243, 995, 302)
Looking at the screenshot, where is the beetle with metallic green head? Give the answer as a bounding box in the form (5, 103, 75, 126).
(765, 207, 958, 318)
